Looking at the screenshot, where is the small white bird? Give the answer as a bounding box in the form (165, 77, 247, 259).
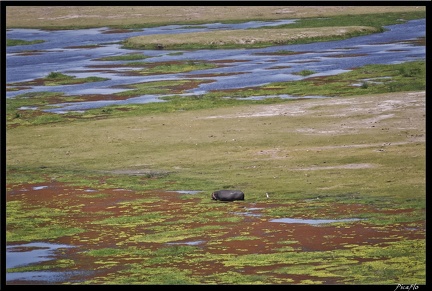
(266, 192, 269, 199)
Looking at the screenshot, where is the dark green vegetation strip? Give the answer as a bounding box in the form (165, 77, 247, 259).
(8, 72, 109, 87)
(206, 60, 426, 98)
(265, 10, 426, 30)
(96, 53, 151, 61)
(123, 60, 218, 75)
(7, 39, 45, 46)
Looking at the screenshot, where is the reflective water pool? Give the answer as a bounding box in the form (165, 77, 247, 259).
(270, 217, 363, 225)
(6, 242, 86, 283)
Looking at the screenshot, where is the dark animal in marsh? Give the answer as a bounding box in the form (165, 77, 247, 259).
(212, 190, 244, 201)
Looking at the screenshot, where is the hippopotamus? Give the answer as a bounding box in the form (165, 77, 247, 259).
(211, 190, 244, 201)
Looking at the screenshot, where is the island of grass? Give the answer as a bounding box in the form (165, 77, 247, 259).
(122, 11, 425, 50)
(122, 26, 379, 50)
(8, 72, 109, 87)
(7, 39, 45, 46)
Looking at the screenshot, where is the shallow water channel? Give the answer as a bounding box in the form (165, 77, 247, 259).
(6, 18, 425, 113)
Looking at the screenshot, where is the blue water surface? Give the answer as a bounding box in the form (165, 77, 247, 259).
(6, 18, 425, 113)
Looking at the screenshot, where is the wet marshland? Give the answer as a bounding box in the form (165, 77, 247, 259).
(6, 182, 425, 284)
(6, 19, 425, 113)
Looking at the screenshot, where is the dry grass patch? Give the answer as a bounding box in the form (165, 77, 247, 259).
(124, 26, 376, 49)
(6, 91, 425, 201)
(5, 6, 424, 28)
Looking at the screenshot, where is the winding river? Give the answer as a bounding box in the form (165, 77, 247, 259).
(6, 18, 425, 113)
